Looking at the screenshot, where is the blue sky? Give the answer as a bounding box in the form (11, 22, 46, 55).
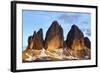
(22, 10, 91, 48)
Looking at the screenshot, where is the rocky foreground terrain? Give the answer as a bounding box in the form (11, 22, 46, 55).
(22, 21, 91, 62)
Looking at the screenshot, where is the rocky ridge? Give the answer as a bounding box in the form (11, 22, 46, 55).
(22, 20, 91, 62)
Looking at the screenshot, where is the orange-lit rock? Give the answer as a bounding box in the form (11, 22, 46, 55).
(45, 21, 64, 51)
(66, 25, 86, 58)
(22, 36, 34, 62)
(66, 25, 84, 50)
(72, 39, 84, 51)
(22, 22, 91, 62)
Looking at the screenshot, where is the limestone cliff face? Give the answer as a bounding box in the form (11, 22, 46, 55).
(44, 21, 64, 51)
(22, 36, 34, 62)
(22, 29, 44, 62)
(66, 25, 84, 51)
(84, 37, 91, 49)
(32, 28, 44, 50)
(27, 36, 33, 49)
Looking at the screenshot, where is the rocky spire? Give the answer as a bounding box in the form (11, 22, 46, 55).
(66, 25, 84, 50)
(45, 20, 64, 51)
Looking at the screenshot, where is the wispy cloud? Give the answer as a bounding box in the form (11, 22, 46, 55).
(58, 13, 81, 24)
(81, 28, 91, 37)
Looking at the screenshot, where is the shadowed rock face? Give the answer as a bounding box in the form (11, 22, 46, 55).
(27, 36, 33, 49)
(66, 25, 84, 50)
(32, 28, 44, 50)
(45, 21, 64, 51)
(63, 41, 67, 48)
(84, 37, 91, 49)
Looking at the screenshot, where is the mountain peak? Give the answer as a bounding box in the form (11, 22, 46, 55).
(71, 24, 78, 29)
(45, 20, 64, 50)
(66, 24, 84, 50)
(50, 20, 60, 29)
(32, 28, 44, 50)
(52, 20, 59, 25)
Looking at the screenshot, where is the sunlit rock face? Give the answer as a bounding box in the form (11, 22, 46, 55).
(71, 39, 84, 51)
(66, 25, 86, 59)
(84, 37, 91, 49)
(22, 36, 34, 62)
(44, 21, 64, 51)
(66, 25, 84, 50)
(22, 29, 44, 62)
(32, 28, 44, 50)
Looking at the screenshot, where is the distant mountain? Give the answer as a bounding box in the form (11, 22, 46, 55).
(45, 21, 64, 51)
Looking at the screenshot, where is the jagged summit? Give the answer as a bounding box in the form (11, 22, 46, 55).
(45, 20, 64, 50)
(66, 24, 84, 50)
(32, 28, 44, 50)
